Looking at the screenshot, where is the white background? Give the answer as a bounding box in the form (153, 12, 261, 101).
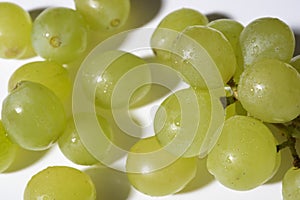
(0, 0, 299, 199)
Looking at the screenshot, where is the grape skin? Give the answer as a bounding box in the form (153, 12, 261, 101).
(282, 167, 300, 200)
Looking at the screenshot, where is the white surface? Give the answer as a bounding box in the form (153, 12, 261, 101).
(0, 0, 299, 199)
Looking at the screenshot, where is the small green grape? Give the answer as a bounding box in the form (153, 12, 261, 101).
(282, 167, 300, 200)
(207, 115, 280, 191)
(24, 166, 96, 200)
(238, 58, 300, 123)
(32, 7, 88, 64)
(290, 55, 300, 73)
(0, 2, 32, 58)
(1, 81, 66, 151)
(0, 121, 17, 173)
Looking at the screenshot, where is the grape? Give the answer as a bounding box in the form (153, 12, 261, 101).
(206, 115, 280, 191)
(238, 58, 300, 123)
(154, 87, 224, 158)
(81, 50, 151, 109)
(8, 61, 72, 105)
(150, 8, 208, 61)
(1, 81, 66, 151)
(207, 19, 244, 83)
(240, 17, 295, 67)
(290, 55, 300, 73)
(126, 136, 197, 196)
(172, 25, 237, 88)
(74, 0, 130, 31)
(58, 114, 112, 166)
(282, 167, 300, 200)
(225, 101, 247, 119)
(0, 2, 32, 58)
(24, 166, 96, 200)
(0, 120, 17, 173)
(31, 7, 88, 64)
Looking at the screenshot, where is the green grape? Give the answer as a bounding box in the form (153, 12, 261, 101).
(0, 2, 32, 58)
(282, 167, 300, 200)
(240, 17, 295, 67)
(74, 0, 130, 31)
(1, 81, 66, 151)
(126, 136, 197, 196)
(24, 166, 96, 200)
(207, 115, 280, 191)
(32, 7, 88, 64)
(290, 55, 300, 73)
(8, 61, 72, 105)
(150, 8, 208, 61)
(225, 101, 247, 119)
(172, 25, 237, 88)
(238, 58, 300, 123)
(207, 19, 244, 83)
(81, 50, 151, 109)
(154, 87, 224, 157)
(0, 121, 17, 173)
(58, 114, 112, 166)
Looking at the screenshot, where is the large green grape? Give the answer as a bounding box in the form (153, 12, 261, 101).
(126, 136, 197, 196)
(0, 2, 32, 58)
(81, 50, 151, 109)
(282, 167, 300, 200)
(150, 8, 208, 61)
(172, 25, 237, 88)
(8, 61, 72, 105)
(74, 0, 130, 31)
(207, 115, 280, 191)
(32, 7, 88, 64)
(238, 58, 300, 123)
(0, 121, 17, 173)
(24, 166, 96, 200)
(1, 81, 66, 151)
(154, 87, 224, 157)
(240, 17, 295, 67)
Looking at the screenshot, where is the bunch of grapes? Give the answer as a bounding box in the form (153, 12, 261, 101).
(0, 1, 300, 200)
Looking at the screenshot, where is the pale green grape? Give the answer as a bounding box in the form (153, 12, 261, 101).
(126, 136, 197, 196)
(58, 114, 112, 166)
(207, 115, 280, 191)
(0, 2, 32, 58)
(74, 0, 130, 31)
(282, 167, 300, 200)
(207, 19, 244, 83)
(225, 101, 247, 119)
(150, 8, 208, 61)
(32, 7, 88, 64)
(24, 166, 96, 200)
(81, 50, 151, 109)
(290, 55, 300, 73)
(240, 17, 295, 67)
(0, 120, 17, 173)
(1, 81, 66, 151)
(238, 58, 300, 123)
(154, 87, 224, 157)
(172, 25, 237, 88)
(8, 61, 72, 105)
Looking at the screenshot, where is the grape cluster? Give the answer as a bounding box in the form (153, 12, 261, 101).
(0, 1, 300, 200)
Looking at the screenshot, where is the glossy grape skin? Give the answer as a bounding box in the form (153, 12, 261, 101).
(74, 0, 130, 31)
(150, 8, 208, 61)
(154, 87, 224, 158)
(207, 115, 280, 191)
(240, 17, 295, 67)
(81, 50, 151, 109)
(282, 167, 300, 200)
(238, 59, 300, 123)
(1, 81, 66, 151)
(24, 166, 96, 200)
(8, 61, 72, 105)
(172, 25, 237, 88)
(0, 121, 17, 173)
(32, 7, 88, 64)
(126, 136, 197, 196)
(0, 2, 32, 58)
